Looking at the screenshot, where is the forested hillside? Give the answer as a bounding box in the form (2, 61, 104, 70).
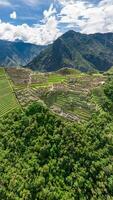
(1, 78, 113, 199)
(27, 31, 113, 72)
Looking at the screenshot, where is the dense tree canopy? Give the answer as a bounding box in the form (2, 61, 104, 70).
(1, 81, 113, 200)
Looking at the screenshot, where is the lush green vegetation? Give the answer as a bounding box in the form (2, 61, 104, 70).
(48, 74, 66, 83)
(0, 68, 20, 117)
(91, 76, 113, 114)
(1, 77, 113, 199)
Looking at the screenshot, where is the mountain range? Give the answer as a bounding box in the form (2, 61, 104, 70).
(1, 30, 113, 72)
(0, 40, 46, 67)
(27, 30, 113, 72)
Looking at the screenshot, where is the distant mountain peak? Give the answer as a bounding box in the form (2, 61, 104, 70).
(0, 39, 46, 67)
(14, 39, 24, 43)
(65, 30, 76, 34)
(62, 30, 80, 38)
(27, 31, 113, 72)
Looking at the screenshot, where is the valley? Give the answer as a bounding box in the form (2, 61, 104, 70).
(0, 40, 46, 67)
(1, 67, 107, 122)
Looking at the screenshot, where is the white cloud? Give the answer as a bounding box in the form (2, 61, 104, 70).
(57, 0, 113, 34)
(1, 0, 113, 45)
(0, 4, 61, 45)
(43, 4, 56, 21)
(0, 0, 11, 7)
(10, 11, 17, 20)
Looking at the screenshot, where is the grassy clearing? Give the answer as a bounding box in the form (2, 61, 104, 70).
(30, 74, 66, 88)
(48, 74, 66, 83)
(31, 83, 50, 88)
(0, 68, 20, 117)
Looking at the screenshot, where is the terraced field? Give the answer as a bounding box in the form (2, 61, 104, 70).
(5, 67, 107, 122)
(42, 89, 95, 122)
(0, 68, 20, 117)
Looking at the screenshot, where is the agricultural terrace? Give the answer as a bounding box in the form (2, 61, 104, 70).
(6, 67, 107, 122)
(0, 68, 20, 117)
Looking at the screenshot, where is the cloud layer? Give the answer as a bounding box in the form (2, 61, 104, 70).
(0, 4, 61, 45)
(0, 0, 11, 7)
(57, 0, 113, 33)
(0, 0, 113, 44)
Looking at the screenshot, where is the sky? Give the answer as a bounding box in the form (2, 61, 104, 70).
(0, 0, 113, 45)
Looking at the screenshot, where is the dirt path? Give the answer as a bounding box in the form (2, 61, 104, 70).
(50, 84, 54, 91)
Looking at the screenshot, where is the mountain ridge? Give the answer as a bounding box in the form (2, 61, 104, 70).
(0, 39, 46, 67)
(27, 30, 113, 72)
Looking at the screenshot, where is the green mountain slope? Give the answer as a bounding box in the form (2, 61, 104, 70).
(27, 30, 113, 72)
(0, 40, 46, 67)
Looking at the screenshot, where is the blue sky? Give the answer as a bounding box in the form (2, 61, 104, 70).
(0, 0, 113, 45)
(0, 0, 52, 25)
(0, 0, 100, 25)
